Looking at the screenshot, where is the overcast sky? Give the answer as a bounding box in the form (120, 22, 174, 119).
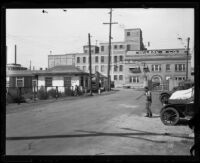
(6, 8, 194, 69)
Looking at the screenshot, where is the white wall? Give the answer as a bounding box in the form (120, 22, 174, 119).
(37, 75, 81, 92)
(52, 76, 64, 92)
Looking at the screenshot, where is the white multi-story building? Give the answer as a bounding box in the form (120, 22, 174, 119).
(48, 28, 191, 88)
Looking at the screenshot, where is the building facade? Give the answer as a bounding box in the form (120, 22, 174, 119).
(48, 28, 191, 88)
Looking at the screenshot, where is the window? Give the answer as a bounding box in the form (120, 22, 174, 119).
(114, 65, 118, 72)
(101, 56, 104, 63)
(136, 51, 139, 54)
(166, 64, 170, 71)
(119, 65, 123, 71)
(83, 57, 86, 63)
(101, 46, 104, 52)
(83, 66, 86, 72)
(175, 76, 185, 81)
(114, 45, 117, 49)
(77, 57, 80, 63)
(45, 77, 52, 87)
(101, 65, 104, 72)
(95, 65, 99, 72)
(127, 32, 130, 36)
(84, 50, 87, 53)
(119, 56, 123, 62)
(64, 77, 71, 87)
(130, 76, 139, 83)
(175, 64, 185, 72)
(151, 64, 161, 72)
(119, 45, 123, 49)
(95, 56, 98, 63)
(119, 75, 123, 80)
(16, 77, 24, 87)
(114, 56, 117, 63)
(114, 75, 118, 80)
(127, 44, 131, 51)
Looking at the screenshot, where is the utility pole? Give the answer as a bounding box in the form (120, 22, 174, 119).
(186, 37, 190, 81)
(103, 8, 118, 91)
(88, 33, 93, 96)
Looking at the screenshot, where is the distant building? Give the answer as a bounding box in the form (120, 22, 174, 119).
(6, 63, 28, 71)
(48, 28, 192, 88)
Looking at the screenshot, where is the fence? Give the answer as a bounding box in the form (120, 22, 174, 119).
(6, 85, 88, 104)
(149, 80, 169, 91)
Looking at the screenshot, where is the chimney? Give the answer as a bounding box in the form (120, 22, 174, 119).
(15, 45, 17, 64)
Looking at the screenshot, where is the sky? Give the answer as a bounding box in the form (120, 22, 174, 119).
(6, 8, 194, 69)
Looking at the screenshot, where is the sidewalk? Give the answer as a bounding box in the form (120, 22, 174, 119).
(6, 89, 118, 114)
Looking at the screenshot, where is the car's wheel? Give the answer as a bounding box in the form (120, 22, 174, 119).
(160, 94, 170, 105)
(160, 107, 180, 126)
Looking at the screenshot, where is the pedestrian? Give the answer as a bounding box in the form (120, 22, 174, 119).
(75, 85, 78, 96)
(135, 86, 153, 117)
(144, 86, 152, 117)
(98, 81, 101, 95)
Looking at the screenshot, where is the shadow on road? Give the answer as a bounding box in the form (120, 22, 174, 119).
(6, 128, 193, 142)
(120, 128, 192, 140)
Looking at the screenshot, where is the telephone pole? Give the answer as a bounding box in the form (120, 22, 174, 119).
(186, 37, 190, 81)
(103, 8, 118, 91)
(88, 33, 93, 96)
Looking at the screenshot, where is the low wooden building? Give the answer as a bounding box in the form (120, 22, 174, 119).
(6, 65, 90, 93)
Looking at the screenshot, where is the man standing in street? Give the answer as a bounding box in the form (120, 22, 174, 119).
(135, 86, 153, 117)
(144, 86, 152, 117)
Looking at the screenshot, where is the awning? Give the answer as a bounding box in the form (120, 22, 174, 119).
(129, 67, 141, 73)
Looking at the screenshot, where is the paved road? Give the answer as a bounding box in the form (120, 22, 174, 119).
(6, 88, 193, 155)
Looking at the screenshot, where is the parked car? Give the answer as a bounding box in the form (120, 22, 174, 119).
(160, 87, 194, 126)
(159, 80, 194, 105)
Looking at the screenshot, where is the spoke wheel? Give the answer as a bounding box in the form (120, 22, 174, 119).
(160, 107, 180, 126)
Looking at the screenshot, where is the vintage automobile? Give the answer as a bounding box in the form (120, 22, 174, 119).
(160, 87, 194, 126)
(159, 80, 194, 105)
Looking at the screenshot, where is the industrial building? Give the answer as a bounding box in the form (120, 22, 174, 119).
(48, 28, 192, 88)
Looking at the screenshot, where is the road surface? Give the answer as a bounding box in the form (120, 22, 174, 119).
(6, 88, 193, 155)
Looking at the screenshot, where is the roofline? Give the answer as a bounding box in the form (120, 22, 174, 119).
(124, 28, 142, 30)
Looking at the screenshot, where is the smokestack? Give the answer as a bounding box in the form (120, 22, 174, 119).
(15, 45, 17, 64)
(30, 60, 32, 70)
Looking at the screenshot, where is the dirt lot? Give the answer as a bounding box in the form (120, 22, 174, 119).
(6, 88, 194, 155)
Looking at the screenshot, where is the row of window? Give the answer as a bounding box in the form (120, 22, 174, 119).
(131, 64, 186, 72)
(77, 65, 124, 73)
(113, 75, 123, 81)
(101, 44, 132, 51)
(128, 75, 186, 84)
(77, 55, 124, 63)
